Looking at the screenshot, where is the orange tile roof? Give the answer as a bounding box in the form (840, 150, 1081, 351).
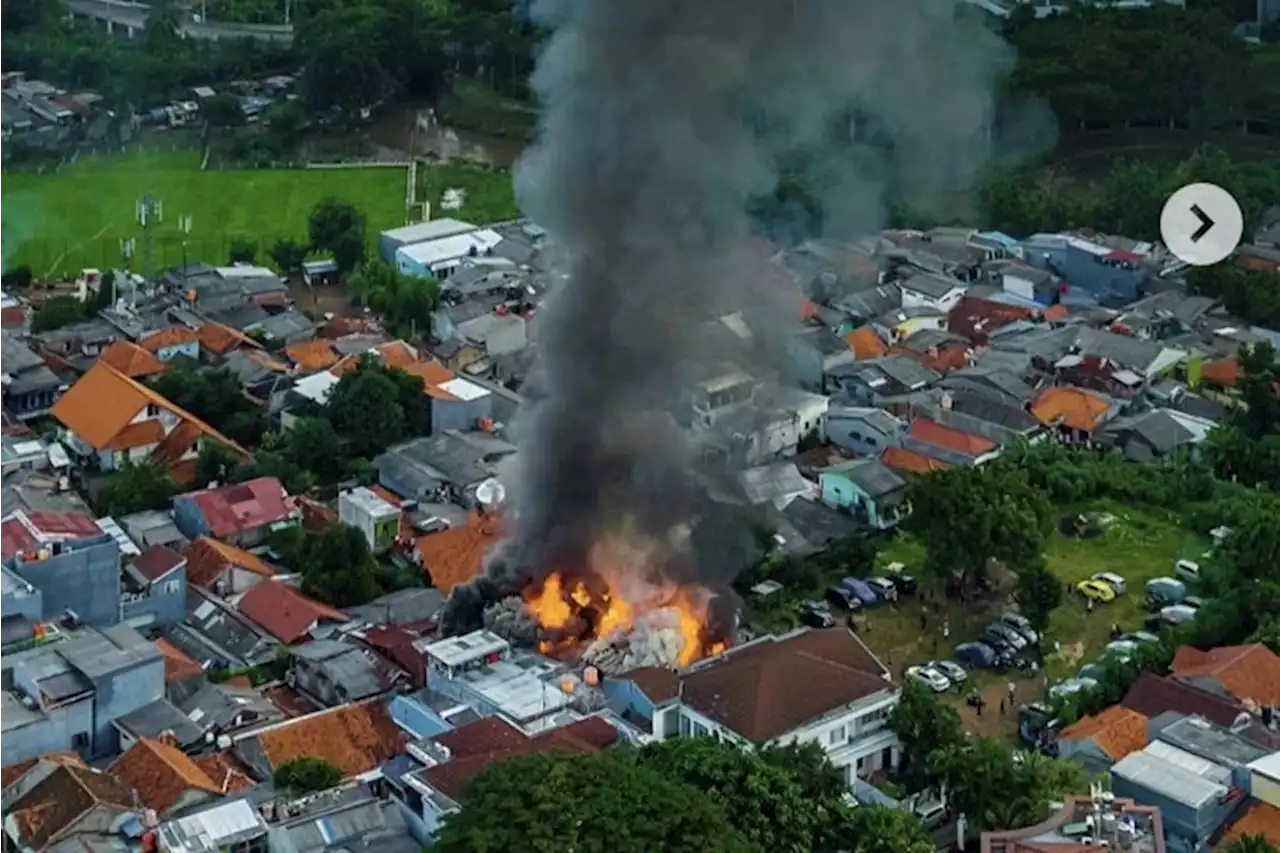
(1171, 643, 1280, 707)
(197, 322, 262, 356)
(1201, 359, 1239, 388)
(401, 359, 455, 387)
(104, 418, 165, 451)
(1058, 705, 1148, 761)
(255, 699, 406, 778)
(328, 354, 361, 377)
(1031, 386, 1113, 432)
(137, 326, 199, 354)
(183, 536, 276, 588)
(246, 350, 288, 373)
(190, 752, 255, 795)
(0, 751, 84, 789)
(414, 513, 501, 593)
(907, 417, 997, 457)
(99, 340, 166, 378)
(285, 340, 339, 373)
(1042, 304, 1069, 322)
(107, 738, 221, 813)
(843, 326, 888, 359)
(1220, 800, 1280, 846)
(6, 764, 136, 850)
(50, 361, 250, 459)
(377, 340, 419, 369)
(155, 637, 203, 682)
(368, 484, 405, 507)
(880, 446, 950, 475)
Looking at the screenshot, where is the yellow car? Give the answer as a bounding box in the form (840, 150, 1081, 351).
(1076, 579, 1117, 603)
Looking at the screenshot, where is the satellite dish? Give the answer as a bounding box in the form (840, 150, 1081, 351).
(475, 479, 505, 508)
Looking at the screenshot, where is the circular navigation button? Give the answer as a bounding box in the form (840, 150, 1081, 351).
(1160, 183, 1244, 267)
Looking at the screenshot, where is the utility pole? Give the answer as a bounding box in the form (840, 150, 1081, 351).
(136, 196, 163, 290)
(178, 215, 193, 275)
(119, 238, 135, 310)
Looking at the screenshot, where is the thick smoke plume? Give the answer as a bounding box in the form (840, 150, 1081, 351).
(443, 0, 1037, 636)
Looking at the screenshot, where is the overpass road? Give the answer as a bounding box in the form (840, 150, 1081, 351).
(64, 0, 293, 43)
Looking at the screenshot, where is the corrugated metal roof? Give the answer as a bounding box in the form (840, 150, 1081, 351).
(1144, 739, 1232, 784)
(1112, 749, 1228, 809)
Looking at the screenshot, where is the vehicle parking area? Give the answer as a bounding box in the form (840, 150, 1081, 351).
(746, 499, 1211, 741)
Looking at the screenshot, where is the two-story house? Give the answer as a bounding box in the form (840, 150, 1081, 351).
(903, 416, 1001, 466)
(2, 510, 121, 628)
(897, 271, 969, 314)
(1, 622, 164, 764)
(172, 477, 296, 549)
(824, 406, 904, 456)
(788, 327, 857, 393)
(287, 639, 399, 708)
(1021, 233, 1150, 305)
(613, 628, 902, 785)
(2, 331, 65, 421)
(818, 459, 909, 530)
(136, 326, 202, 363)
(50, 360, 251, 481)
(120, 544, 189, 628)
(108, 733, 254, 819)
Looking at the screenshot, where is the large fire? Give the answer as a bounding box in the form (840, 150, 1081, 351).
(525, 570, 719, 667)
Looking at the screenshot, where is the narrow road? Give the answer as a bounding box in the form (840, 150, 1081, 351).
(63, 0, 293, 42)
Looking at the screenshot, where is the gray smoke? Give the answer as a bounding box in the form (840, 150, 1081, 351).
(442, 0, 1041, 634)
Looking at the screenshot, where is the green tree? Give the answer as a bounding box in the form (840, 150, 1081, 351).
(826, 801, 937, 853)
(280, 416, 344, 482)
(347, 260, 439, 338)
(150, 364, 262, 446)
(272, 756, 342, 793)
(30, 295, 87, 333)
(264, 100, 307, 151)
(202, 92, 245, 129)
(1221, 835, 1280, 853)
(228, 238, 257, 265)
(1, 265, 34, 290)
(906, 464, 1053, 589)
(194, 441, 241, 487)
(307, 198, 366, 273)
(269, 238, 309, 275)
(296, 523, 380, 607)
(96, 461, 178, 517)
(434, 748, 753, 853)
(325, 356, 409, 455)
(1015, 562, 1062, 631)
(888, 679, 965, 792)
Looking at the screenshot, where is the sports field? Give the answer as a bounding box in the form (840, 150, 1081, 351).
(2, 150, 410, 278)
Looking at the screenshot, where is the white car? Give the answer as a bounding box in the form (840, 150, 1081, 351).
(906, 665, 952, 693)
(928, 659, 967, 685)
(1091, 572, 1128, 595)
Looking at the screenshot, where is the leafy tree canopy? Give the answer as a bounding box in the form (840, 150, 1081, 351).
(95, 460, 178, 517)
(307, 198, 366, 273)
(325, 358, 427, 457)
(272, 756, 342, 793)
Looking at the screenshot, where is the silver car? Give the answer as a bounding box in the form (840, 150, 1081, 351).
(928, 659, 967, 685)
(906, 665, 952, 693)
(1091, 572, 1128, 595)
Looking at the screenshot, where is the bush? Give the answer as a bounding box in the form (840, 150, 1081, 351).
(273, 756, 342, 793)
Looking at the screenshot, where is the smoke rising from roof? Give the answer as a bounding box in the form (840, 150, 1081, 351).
(441, 0, 1043, 634)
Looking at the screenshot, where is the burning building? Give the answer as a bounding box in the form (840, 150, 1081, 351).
(440, 0, 1024, 668)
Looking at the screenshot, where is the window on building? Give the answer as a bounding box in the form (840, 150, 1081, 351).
(692, 722, 707, 738)
(866, 435, 877, 447)
(828, 725, 846, 746)
(163, 580, 181, 595)
(72, 732, 89, 749)
(662, 707, 680, 736)
(679, 714, 692, 737)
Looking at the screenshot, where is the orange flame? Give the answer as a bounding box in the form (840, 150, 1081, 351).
(526, 573, 572, 630)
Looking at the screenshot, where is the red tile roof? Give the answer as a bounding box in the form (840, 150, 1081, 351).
(237, 580, 347, 644)
(1201, 359, 1239, 389)
(1, 510, 103, 559)
(843, 326, 888, 359)
(180, 477, 292, 539)
(624, 667, 681, 703)
(6, 764, 137, 850)
(947, 295, 1032, 344)
(155, 637, 204, 683)
(285, 340, 339, 373)
(107, 737, 222, 813)
(360, 626, 427, 686)
(197, 323, 262, 356)
(1219, 800, 1280, 846)
(880, 446, 950, 475)
(132, 544, 187, 581)
(906, 417, 997, 457)
(1170, 644, 1280, 707)
(423, 716, 619, 802)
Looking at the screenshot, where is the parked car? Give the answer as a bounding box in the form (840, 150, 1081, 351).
(1145, 604, 1197, 631)
(906, 665, 952, 693)
(1091, 572, 1128, 595)
(1145, 576, 1186, 610)
(1103, 640, 1138, 661)
(1079, 663, 1105, 681)
(984, 622, 1029, 651)
(999, 613, 1040, 645)
(1182, 595, 1208, 611)
(825, 578, 865, 611)
(883, 562, 918, 594)
(953, 641, 1000, 670)
(800, 600, 835, 629)
(928, 659, 967, 685)
(1174, 559, 1202, 585)
(1048, 676, 1099, 700)
(1018, 702, 1062, 749)
(1121, 631, 1161, 645)
(865, 577, 898, 602)
(1076, 579, 1117, 603)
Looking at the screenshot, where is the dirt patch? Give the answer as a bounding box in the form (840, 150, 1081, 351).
(287, 279, 355, 318)
(947, 674, 1046, 741)
(1053, 640, 1086, 668)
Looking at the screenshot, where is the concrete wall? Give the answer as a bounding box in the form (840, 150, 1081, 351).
(121, 564, 188, 627)
(430, 395, 492, 436)
(0, 695, 94, 765)
(89, 656, 164, 758)
(8, 537, 121, 627)
(389, 693, 454, 739)
(825, 413, 900, 456)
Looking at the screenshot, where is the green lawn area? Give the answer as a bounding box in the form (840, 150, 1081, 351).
(416, 161, 521, 226)
(2, 150, 409, 278)
(438, 77, 538, 142)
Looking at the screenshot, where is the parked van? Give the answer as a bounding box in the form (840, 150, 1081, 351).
(1174, 559, 1202, 584)
(1145, 576, 1186, 609)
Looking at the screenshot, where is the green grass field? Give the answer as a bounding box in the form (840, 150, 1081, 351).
(2, 150, 409, 278)
(416, 161, 521, 226)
